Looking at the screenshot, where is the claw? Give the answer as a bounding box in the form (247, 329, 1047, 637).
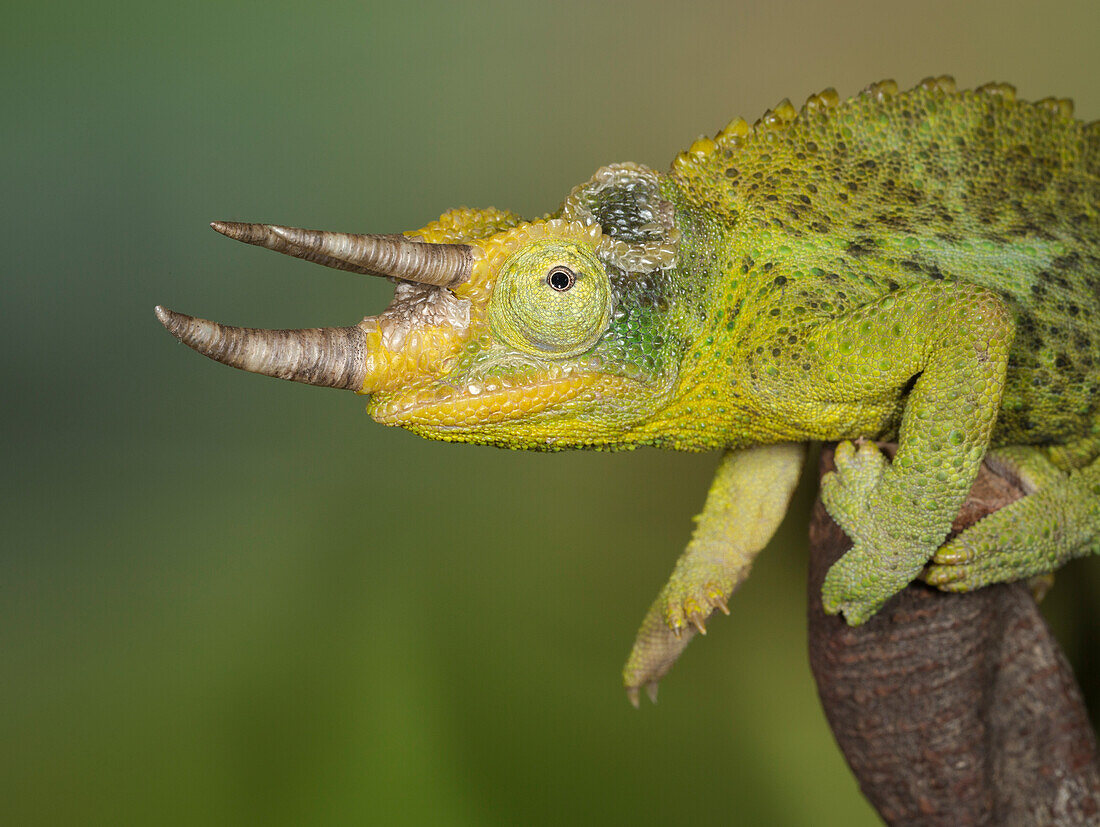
(713, 594, 730, 615)
(690, 614, 708, 635)
(625, 681, 661, 709)
(856, 439, 880, 458)
(1027, 573, 1055, 602)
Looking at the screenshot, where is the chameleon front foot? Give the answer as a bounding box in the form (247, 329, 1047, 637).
(622, 592, 702, 707)
(622, 444, 807, 704)
(657, 566, 734, 636)
(820, 441, 933, 624)
(621, 573, 736, 705)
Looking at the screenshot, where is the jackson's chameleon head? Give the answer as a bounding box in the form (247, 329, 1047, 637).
(157, 163, 696, 449)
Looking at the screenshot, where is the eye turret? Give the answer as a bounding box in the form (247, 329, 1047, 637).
(488, 239, 612, 359)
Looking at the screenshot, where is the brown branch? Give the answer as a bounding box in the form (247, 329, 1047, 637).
(808, 444, 1100, 826)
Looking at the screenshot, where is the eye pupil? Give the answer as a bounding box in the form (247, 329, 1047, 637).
(547, 267, 576, 291)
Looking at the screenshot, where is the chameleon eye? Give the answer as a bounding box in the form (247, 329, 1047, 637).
(489, 240, 612, 359)
(547, 266, 576, 292)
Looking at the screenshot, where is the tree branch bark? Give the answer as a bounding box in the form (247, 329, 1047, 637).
(808, 443, 1100, 826)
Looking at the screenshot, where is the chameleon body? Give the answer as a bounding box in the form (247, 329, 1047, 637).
(157, 77, 1100, 702)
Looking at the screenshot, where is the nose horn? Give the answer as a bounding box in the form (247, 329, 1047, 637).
(155, 306, 368, 390)
(209, 221, 475, 289)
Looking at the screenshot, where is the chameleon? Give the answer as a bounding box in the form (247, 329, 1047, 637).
(156, 76, 1100, 705)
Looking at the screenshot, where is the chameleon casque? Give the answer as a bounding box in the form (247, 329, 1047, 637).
(157, 77, 1100, 704)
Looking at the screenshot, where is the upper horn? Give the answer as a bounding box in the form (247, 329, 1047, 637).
(155, 306, 368, 390)
(209, 221, 475, 289)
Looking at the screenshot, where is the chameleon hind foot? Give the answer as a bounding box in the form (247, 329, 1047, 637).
(820, 441, 934, 624)
(924, 447, 1100, 592)
(923, 503, 1078, 592)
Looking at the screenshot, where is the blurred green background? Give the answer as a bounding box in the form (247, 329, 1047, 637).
(5, 1, 1099, 824)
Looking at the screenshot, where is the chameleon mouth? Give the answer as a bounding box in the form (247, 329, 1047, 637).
(371, 370, 639, 430)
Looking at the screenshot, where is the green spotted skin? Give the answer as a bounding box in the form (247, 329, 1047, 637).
(654, 83, 1100, 452)
(617, 79, 1100, 630)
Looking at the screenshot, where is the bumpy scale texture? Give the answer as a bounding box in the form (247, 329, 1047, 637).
(161, 77, 1100, 701)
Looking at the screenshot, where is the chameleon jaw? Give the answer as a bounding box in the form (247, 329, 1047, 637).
(370, 369, 648, 444)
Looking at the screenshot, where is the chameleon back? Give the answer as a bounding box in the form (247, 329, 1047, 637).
(666, 80, 1100, 448)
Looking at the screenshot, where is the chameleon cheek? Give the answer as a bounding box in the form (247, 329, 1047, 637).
(488, 240, 612, 359)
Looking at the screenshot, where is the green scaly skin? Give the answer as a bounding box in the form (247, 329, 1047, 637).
(160, 77, 1100, 703)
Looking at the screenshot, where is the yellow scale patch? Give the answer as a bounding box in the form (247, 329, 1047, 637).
(409, 206, 525, 245)
(358, 323, 466, 394)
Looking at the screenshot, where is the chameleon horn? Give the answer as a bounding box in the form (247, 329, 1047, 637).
(154, 306, 368, 390)
(209, 221, 474, 289)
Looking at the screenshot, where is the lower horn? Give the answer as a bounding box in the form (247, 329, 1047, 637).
(155, 306, 367, 390)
